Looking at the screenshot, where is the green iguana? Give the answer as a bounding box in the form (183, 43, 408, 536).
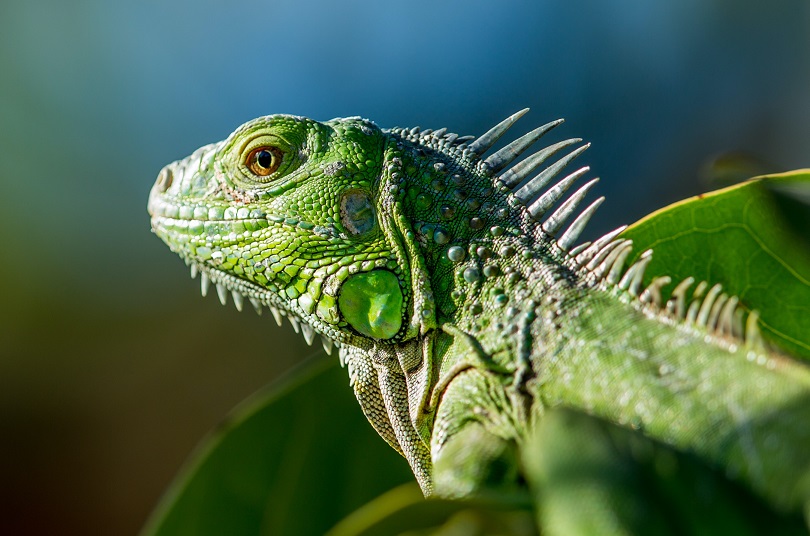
(147, 110, 810, 521)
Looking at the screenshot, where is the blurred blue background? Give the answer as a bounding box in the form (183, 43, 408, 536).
(0, 0, 808, 534)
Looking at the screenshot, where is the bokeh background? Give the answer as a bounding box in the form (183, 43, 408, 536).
(1, 1, 808, 534)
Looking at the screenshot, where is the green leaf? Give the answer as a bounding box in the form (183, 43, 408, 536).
(140, 358, 413, 536)
(620, 169, 810, 360)
(523, 408, 806, 536)
(327, 483, 536, 536)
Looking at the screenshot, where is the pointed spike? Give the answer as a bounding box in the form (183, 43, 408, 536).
(732, 307, 745, 339)
(575, 226, 627, 266)
(640, 276, 671, 307)
(618, 250, 653, 295)
(667, 277, 695, 318)
(568, 241, 591, 257)
(321, 337, 334, 355)
(249, 297, 263, 316)
(707, 293, 728, 331)
(527, 166, 590, 220)
(433, 127, 447, 137)
(686, 301, 701, 323)
(200, 272, 210, 297)
(289, 316, 300, 333)
(629, 255, 653, 296)
(718, 296, 739, 336)
(514, 144, 591, 203)
(467, 108, 531, 156)
(590, 243, 624, 281)
(590, 239, 628, 279)
(216, 283, 228, 306)
(498, 138, 581, 188)
(686, 282, 708, 323)
(302, 323, 315, 346)
(190, 264, 198, 279)
(231, 290, 244, 312)
(586, 238, 626, 272)
(605, 242, 634, 285)
(482, 119, 565, 175)
(617, 263, 639, 291)
(557, 197, 605, 251)
(269, 306, 283, 327)
(543, 179, 600, 235)
(696, 284, 722, 327)
(745, 310, 764, 351)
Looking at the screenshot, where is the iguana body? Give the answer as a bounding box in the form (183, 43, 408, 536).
(148, 111, 810, 519)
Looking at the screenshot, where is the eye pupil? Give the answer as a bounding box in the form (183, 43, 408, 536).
(256, 150, 274, 169)
(247, 146, 282, 177)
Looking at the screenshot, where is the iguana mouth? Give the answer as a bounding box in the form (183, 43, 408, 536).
(148, 159, 343, 353)
(150, 214, 342, 354)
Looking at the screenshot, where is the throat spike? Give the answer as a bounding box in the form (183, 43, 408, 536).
(321, 337, 334, 355)
(302, 323, 315, 346)
(200, 272, 210, 297)
(269, 306, 284, 327)
(249, 297, 263, 316)
(467, 108, 530, 157)
(289, 316, 301, 333)
(231, 290, 244, 312)
(216, 283, 228, 306)
(481, 119, 564, 175)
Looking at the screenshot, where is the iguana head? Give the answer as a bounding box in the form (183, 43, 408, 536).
(149, 111, 600, 353)
(148, 114, 440, 352)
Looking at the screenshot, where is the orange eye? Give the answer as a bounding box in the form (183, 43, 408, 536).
(246, 146, 283, 176)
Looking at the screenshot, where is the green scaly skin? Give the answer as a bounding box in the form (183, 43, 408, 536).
(148, 112, 810, 520)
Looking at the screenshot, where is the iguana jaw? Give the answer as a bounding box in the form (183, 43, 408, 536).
(147, 137, 350, 351)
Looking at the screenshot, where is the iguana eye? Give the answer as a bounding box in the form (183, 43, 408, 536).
(246, 146, 283, 176)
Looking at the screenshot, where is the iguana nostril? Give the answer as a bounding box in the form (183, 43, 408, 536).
(157, 167, 174, 192)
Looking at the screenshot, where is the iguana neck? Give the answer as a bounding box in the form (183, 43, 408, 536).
(384, 130, 577, 341)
